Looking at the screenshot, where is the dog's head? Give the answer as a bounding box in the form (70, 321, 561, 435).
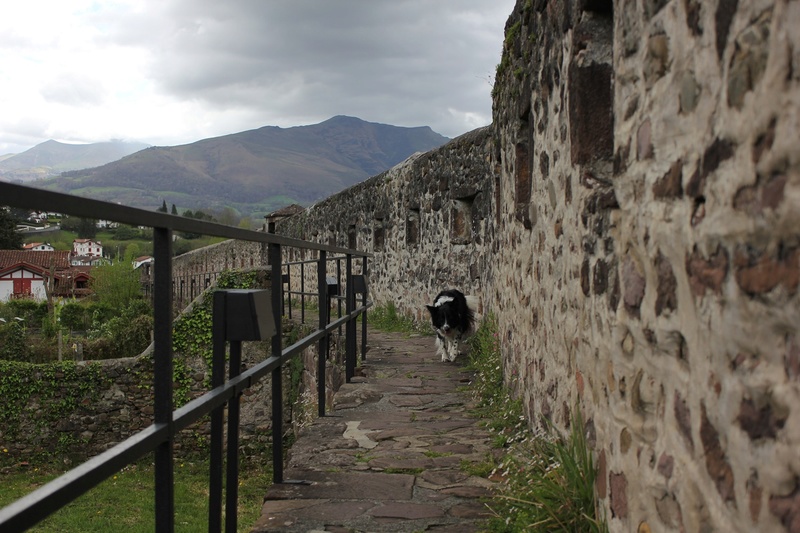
(426, 294, 456, 338)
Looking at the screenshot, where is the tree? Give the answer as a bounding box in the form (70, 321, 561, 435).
(171, 204, 178, 215)
(0, 208, 23, 249)
(157, 200, 168, 213)
(77, 218, 98, 239)
(61, 216, 98, 238)
(91, 247, 141, 311)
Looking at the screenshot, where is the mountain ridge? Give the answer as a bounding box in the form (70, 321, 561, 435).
(34, 116, 449, 217)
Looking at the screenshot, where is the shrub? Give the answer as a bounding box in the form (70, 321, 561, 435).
(60, 301, 90, 331)
(0, 322, 29, 362)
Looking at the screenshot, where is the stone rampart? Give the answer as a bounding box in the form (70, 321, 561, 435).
(274, 1, 800, 531)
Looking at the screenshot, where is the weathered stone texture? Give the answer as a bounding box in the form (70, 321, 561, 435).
(273, 1, 800, 531)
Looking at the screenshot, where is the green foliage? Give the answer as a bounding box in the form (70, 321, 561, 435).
(171, 269, 263, 394)
(0, 322, 30, 361)
(60, 301, 90, 331)
(0, 207, 23, 249)
(465, 315, 607, 532)
(86, 301, 153, 359)
(369, 302, 426, 334)
(90, 252, 141, 312)
(0, 359, 105, 446)
(6, 299, 48, 327)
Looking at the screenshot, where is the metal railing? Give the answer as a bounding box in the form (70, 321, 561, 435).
(0, 182, 371, 532)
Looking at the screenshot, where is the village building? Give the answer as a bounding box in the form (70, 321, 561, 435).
(0, 250, 92, 302)
(22, 242, 55, 252)
(72, 239, 103, 258)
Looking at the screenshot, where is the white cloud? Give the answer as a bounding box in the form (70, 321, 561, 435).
(0, 0, 515, 155)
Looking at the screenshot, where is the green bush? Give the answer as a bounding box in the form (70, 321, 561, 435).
(60, 301, 89, 331)
(87, 301, 153, 359)
(0, 322, 29, 362)
(7, 299, 47, 328)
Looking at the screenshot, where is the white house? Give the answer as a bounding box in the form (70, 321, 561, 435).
(0, 263, 48, 301)
(73, 239, 103, 258)
(22, 242, 55, 252)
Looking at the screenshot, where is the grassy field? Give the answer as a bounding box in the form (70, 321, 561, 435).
(0, 457, 272, 532)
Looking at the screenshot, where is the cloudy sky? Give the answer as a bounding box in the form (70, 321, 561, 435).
(0, 0, 515, 155)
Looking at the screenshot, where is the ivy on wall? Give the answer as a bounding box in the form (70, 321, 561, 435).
(0, 360, 106, 459)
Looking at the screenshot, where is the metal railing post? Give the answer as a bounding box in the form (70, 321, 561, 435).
(361, 259, 368, 361)
(345, 254, 355, 382)
(269, 242, 284, 483)
(317, 251, 328, 416)
(209, 291, 226, 532)
(225, 339, 242, 533)
(153, 227, 174, 533)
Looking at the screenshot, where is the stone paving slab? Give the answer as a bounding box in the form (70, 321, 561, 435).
(250, 331, 497, 532)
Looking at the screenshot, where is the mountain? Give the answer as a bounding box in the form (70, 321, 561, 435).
(36, 116, 449, 217)
(0, 140, 150, 182)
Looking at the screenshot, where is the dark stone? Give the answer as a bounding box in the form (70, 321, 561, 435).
(593, 259, 608, 295)
(734, 172, 787, 215)
(674, 391, 694, 449)
(700, 404, 736, 503)
(734, 245, 800, 295)
(569, 62, 614, 165)
(610, 472, 629, 518)
(644, 0, 669, 18)
(737, 397, 786, 440)
(684, 0, 703, 36)
(653, 160, 684, 199)
(715, 0, 739, 60)
(515, 142, 532, 228)
(701, 138, 736, 182)
(596, 449, 608, 498)
(686, 245, 729, 297)
(645, 33, 671, 84)
(752, 118, 776, 164)
(727, 10, 771, 109)
(621, 255, 646, 314)
(769, 483, 800, 531)
(657, 453, 675, 479)
(539, 151, 550, 179)
(655, 252, 678, 315)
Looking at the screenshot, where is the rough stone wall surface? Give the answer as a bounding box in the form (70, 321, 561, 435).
(496, 0, 800, 531)
(277, 127, 497, 326)
(274, 1, 800, 531)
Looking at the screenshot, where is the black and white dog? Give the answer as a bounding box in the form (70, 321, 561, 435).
(426, 289, 475, 362)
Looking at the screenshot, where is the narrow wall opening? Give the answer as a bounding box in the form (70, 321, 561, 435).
(406, 208, 420, 246)
(450, 195, 476, 245)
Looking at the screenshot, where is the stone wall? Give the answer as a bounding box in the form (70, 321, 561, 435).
(275, 0, 800, 531)
(277, 127, 497, 325)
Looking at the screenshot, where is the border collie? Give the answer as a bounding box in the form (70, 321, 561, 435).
(426, 289, 475, 362)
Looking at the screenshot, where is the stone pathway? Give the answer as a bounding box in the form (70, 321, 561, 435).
(250, 330, 498, 532)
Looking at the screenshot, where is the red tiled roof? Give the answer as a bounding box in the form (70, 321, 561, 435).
(0, 250, 71, 270)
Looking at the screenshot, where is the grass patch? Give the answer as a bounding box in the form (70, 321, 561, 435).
(369, 302, 427, 335)
(0, 457, 272, 532)
(465, 314, 607, 533)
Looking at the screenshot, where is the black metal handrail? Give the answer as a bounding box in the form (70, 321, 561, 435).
(0, 182, 371, 532)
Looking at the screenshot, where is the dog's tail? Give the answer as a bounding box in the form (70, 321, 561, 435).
(464, 295, 479, 313)
(464, 295, 479, 329)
